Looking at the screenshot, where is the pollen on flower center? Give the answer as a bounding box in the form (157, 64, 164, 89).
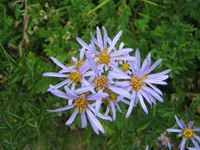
(183, 128, 194, 138)
(76, 60, 83, 69)
(74, 94, 88, 112)
(68, 71, 82, 83)
(121, 63, 130, 71)
(94, 75, 108, 90)
(97, 52, 110, 65)
(131, 75, 148, 91)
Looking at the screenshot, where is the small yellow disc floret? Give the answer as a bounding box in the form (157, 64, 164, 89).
(130, 75, 148, 91)
(97, 52, 110, 64)
(183, 128, 194, 138)
(74, 94, 88, 112)
(68, 71, 82, 83)
(94, 75, 108, 90)
(97, 47, 110, 64)
(121, 63, 130, 71)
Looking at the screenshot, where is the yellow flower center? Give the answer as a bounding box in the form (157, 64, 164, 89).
(97, 48, 110, 65)
(130, 75, 148, 91)
(94, 75, 108, 90)
(183, 128, 194, 138)
(97, 53, 110, 65)
(68, 71, 82, 83)
(74, 94, 88, 112)
(76, 60, 83, 69)
(121, 63, 130, 71)
(102, 88, 118, 104)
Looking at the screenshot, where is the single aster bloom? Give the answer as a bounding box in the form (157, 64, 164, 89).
(166, 116, 200, 150)
(158, 133, 173, 149)
(47, 86, 112, 135)
(109, 49, 171, 117)
(43, 51, 92, 89)
(76, 26, 134, 71)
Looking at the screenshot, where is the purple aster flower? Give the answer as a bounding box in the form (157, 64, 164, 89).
(85, 54, 129, 119)
(158, 133, 173, 149)
(109, 49, 171, 117)
(166, 116, 200, 150)
(47, 86, 112, 135)
(43, 54, 92, 89)
(76, 26, 134, 71)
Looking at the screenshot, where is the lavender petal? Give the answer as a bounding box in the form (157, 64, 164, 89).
(65, 108, 79, 126)
(47, 105, 73, 112)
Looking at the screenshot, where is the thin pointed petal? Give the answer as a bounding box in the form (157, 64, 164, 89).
(87, 92, 108, 100)
(86, 109, 105, 133)
(81, 112, 87, 128)
(50, 57, 68, 69)
(126, 91, 136, 118)
(108, 31, 122, 52)
(43, 72, 67, 77)
(47, 105, 73, 112)
(76, 37, 90, 50)
(110, 101, 116, 120)
(175, 115, 185, 129)
(109, 86, 132, 99)
(166, 129, 182, 132)
(179, 137, 186, 150)
(65, 108, 79, 125)
(138, 93, 148, 114)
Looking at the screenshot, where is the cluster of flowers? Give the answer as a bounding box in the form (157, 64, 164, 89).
(43, 26, 170, 135)
(43, 27, 200, 149)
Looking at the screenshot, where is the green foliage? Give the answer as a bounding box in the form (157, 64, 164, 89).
(0, 0, 200, 149)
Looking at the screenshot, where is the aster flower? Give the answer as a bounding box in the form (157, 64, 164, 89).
(158, 133, 173, 149)
(166, 116, 200, 150)
(47, 86, 112, 135)
(109, 49, 171, 117)
(76, 26, 134, 71)
(85, 54, 129, 119)
(43, 52, 92, 89)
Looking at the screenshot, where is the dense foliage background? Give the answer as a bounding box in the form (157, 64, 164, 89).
(0, 0, 200, 149)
